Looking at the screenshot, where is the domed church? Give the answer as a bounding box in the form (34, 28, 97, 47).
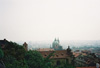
(52, 38, 63, 50)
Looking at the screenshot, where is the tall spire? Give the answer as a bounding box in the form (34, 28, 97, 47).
(50, 45, 52, 48)
(67, 46, 73, 56)
(57, 38, 59, 43)
(67, 46, 71, 52)
(54, 38, 56, 41)
(23, 42, 28, 51)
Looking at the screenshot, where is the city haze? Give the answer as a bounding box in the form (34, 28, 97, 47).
(0, 0, 100, 42)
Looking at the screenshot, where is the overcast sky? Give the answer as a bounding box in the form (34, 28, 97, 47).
(0, 0, 100, 41)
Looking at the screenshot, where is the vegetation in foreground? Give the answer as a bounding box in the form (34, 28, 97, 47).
(1, 41, 75, 68)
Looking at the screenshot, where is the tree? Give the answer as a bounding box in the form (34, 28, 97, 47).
(25, 50, 43, 68)
(25, 50, 55, 68)
(3, 55, 29, 68)
(3, 41, 26, 60)
(2, 41, 27, 68)
(0, 48, 4, 60)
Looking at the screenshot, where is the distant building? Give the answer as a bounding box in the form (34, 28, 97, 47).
(37, 48, 54, 51)
(81, 50, 91, 54)
(23, 42, 28, 51)
(40, 46, 74, 66)
(74, 52, 97, 67)
(74, 50, 81, 53)
(95, 53, 100, 58)
(52, 38, 63, 50)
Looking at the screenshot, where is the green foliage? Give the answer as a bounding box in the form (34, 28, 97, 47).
(25, 50, 55, 68)
(3, 55, 28, 68)
(25, 50, 43, 68)
(3, 41, 26, 60)
(1, 41, 75, 68)
(0, 49, 4, 60)
(2, 41, 27, 68)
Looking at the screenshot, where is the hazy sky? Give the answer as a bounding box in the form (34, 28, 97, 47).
(0, 0, 100, 41)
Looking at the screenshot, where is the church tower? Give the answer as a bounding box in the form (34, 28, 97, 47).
(23, 42, 28, 51)
(52, 38, 63, 50)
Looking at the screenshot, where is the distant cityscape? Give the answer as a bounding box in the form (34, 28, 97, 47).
(16, 39, 100, 50)
(23, 38, 100, 67)
(19, 38, 100, 59)
(0, 38, 100, 68)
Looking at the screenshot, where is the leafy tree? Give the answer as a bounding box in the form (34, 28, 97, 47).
(25, 50, 43, 68)
(3, 55, 29, 68)
(3, 41, 26, 60)
(0, 48, 4, 60)
(25, 50, 55, 68)
(1, 41, 27, 68)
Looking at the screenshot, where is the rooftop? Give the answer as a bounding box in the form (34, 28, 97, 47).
(40, 50, 69, 59)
